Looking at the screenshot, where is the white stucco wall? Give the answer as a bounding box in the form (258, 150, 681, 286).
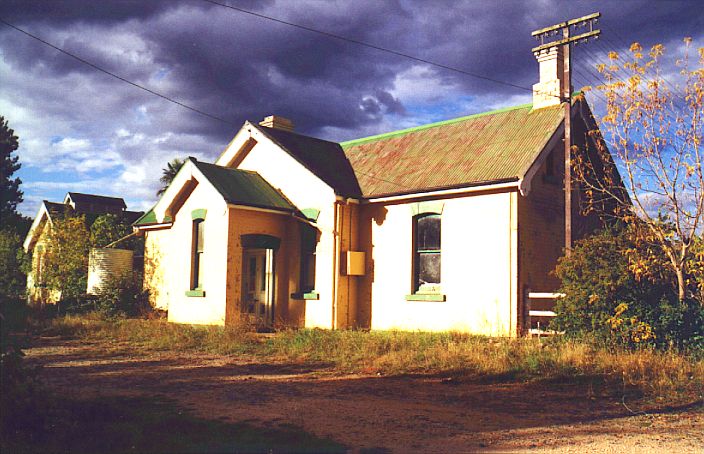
(144, 179, 230, 325)
(367, 191, 518, 335)
(231, 135, 339, 329)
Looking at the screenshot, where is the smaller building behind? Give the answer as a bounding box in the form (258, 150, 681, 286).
(23, 192, 143, 305)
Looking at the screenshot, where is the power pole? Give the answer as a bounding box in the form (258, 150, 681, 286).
(531, 13, 600, 256)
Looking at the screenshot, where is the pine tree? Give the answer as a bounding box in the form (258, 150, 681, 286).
(0, 116, 23, 228)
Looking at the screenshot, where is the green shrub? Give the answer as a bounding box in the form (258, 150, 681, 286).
(90, 214, 143, 251)
(42, 214, 90, 300)
(93, 273, 151, 319)
(58, 273, 151, 319)
(553, 228, 704, 350)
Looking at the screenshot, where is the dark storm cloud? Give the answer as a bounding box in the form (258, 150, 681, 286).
(1, 0, 702, 215)
(2, 0, 701, 141)
(1, 0, 418, 141)
(0, 0, 267, 24)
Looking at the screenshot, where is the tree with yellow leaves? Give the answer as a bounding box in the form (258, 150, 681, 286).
(576, 38, 703, 302)
(42, 213, 91, 301)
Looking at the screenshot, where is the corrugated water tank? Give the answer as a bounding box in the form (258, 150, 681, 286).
(87, 248, 134, 294)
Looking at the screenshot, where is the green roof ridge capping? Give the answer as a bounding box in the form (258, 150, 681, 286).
(341, 102, 534, 148)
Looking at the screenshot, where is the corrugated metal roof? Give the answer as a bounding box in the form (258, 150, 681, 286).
(123, 210, 145, 224)
(135, 161, 300, 226)
(137, 102, 568, 225)
(133, 207, 160, 226)
(341, 103, 565, 198)
(192, 159, 300, 213)
(43, 200, 141, 227)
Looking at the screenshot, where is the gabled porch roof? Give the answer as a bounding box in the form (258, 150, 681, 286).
(134, 158, 302, 227)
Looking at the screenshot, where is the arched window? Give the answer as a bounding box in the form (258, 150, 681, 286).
(414, 214, 441, 292)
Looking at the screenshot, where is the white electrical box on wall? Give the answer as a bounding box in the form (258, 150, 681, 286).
(344, 251, 366, 276)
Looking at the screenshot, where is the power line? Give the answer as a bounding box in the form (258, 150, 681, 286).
(0, 16, 413, 191)
(0, 17, 236, 126)
(596, 30, 683, 97)
(1, 0, 564, 134)
(582, 39, 684, 119)
(199, 0, 544, 96)
(0, 14, 530, 193)
(571, 66, 608, 105)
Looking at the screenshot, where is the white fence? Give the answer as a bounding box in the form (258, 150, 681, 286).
(526, 292, 565, 337)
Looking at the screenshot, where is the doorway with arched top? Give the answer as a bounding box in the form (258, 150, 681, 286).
(241, 234, 280, 328)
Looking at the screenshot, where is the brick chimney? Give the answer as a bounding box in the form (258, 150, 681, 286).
(259, 115, 294, 132)
(532, 46, 567, 109)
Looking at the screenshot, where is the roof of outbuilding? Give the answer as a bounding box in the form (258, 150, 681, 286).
(340, 102, 565, 198)
(66, 192, 127, 208)
(123, 210, 145, 224)
(253, 123, 362, 198)
(43, 201, 68, 219)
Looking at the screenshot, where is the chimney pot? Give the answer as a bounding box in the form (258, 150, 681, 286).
(259, 115, 294, 132)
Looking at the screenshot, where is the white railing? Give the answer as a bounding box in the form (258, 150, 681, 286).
(526, 292, 565, 337)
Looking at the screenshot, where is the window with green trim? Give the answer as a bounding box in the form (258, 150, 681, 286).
(413, 214, 441, 292)
(191, 219, 204, 290)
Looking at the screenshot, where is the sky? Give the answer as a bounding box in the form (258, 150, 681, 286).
(1, 0, 702, 217)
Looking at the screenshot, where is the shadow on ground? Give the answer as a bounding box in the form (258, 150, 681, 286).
(17, 337, 704, 453)
(2, 394, 346, 454)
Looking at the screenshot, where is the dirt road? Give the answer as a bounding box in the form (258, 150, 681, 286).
(25, 337, 703, 453)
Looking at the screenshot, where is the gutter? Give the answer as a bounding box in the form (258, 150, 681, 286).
(226, 203, 318, 228)
(133, 222, 173, 232)
(366, 180, 521, 203)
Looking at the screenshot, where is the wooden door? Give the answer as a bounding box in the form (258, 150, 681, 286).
(242, 249, 274, 326)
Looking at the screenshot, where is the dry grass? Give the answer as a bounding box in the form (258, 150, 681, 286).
(269, 329, 703, 397)
(44, 314, 704, 398)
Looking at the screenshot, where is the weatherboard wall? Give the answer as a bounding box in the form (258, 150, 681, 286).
(517, 119, 605, 330)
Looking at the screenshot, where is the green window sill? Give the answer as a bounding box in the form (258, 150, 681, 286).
(405, 293, 446, 302)
(185, 289, 206, 297)
(291, 291, 319, 300)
